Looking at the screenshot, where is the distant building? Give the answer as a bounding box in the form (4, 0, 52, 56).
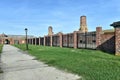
(0, 33, 34, 44)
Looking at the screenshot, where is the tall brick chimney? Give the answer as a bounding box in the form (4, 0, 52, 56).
(48, 26, 53, 35)
(79, 16, 88, 32)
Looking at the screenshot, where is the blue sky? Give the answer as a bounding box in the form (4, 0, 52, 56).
(0, 0, 120, 36)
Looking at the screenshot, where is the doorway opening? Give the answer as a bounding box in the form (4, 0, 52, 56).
(4, 39, 10, 44)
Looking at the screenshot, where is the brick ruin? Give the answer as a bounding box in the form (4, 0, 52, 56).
(0, 15, 120, 55)
(96, 27, 115, 53)
(79, 16, 88, 32)
(110, 21, 120, 55)
(48, 26, 54, 36)
(27, 16, 120, 55)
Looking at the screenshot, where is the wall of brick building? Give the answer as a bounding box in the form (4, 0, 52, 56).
(0, 38, 25, 45)
(99, 32, 115, 53)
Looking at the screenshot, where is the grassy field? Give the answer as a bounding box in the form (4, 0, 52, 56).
(14, 44, 120, 80)
(0, 44, 3, 73)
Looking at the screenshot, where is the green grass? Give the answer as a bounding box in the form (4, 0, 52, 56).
(14, 44, 120, 80)
(0, 44, 3, 73)
(0, 45, 3, 54)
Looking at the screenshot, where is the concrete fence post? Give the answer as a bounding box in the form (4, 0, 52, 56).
(50, 35, 53, 47)
(110, 21, 120, 55)
(74, 31, 77, 49)
(44, 36, 46, 46)
(59, 32, 63, 48)
(96, 27, 102, 49)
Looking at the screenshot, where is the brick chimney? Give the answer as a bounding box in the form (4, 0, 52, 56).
(48, 26, 53, 36)
(79, 16, 88, 32)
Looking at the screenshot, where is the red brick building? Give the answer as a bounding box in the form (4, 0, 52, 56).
(0, 33, 34, 45)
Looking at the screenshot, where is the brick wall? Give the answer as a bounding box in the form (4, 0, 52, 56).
(28, 29, 115, 54)
(96, 27, 115, 54)
(99, 32, 115, 53)
(110, 21, 120, 55)
(28, 25, 120, 55)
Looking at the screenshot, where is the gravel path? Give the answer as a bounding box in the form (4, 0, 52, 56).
(0, 45, 80, 80)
